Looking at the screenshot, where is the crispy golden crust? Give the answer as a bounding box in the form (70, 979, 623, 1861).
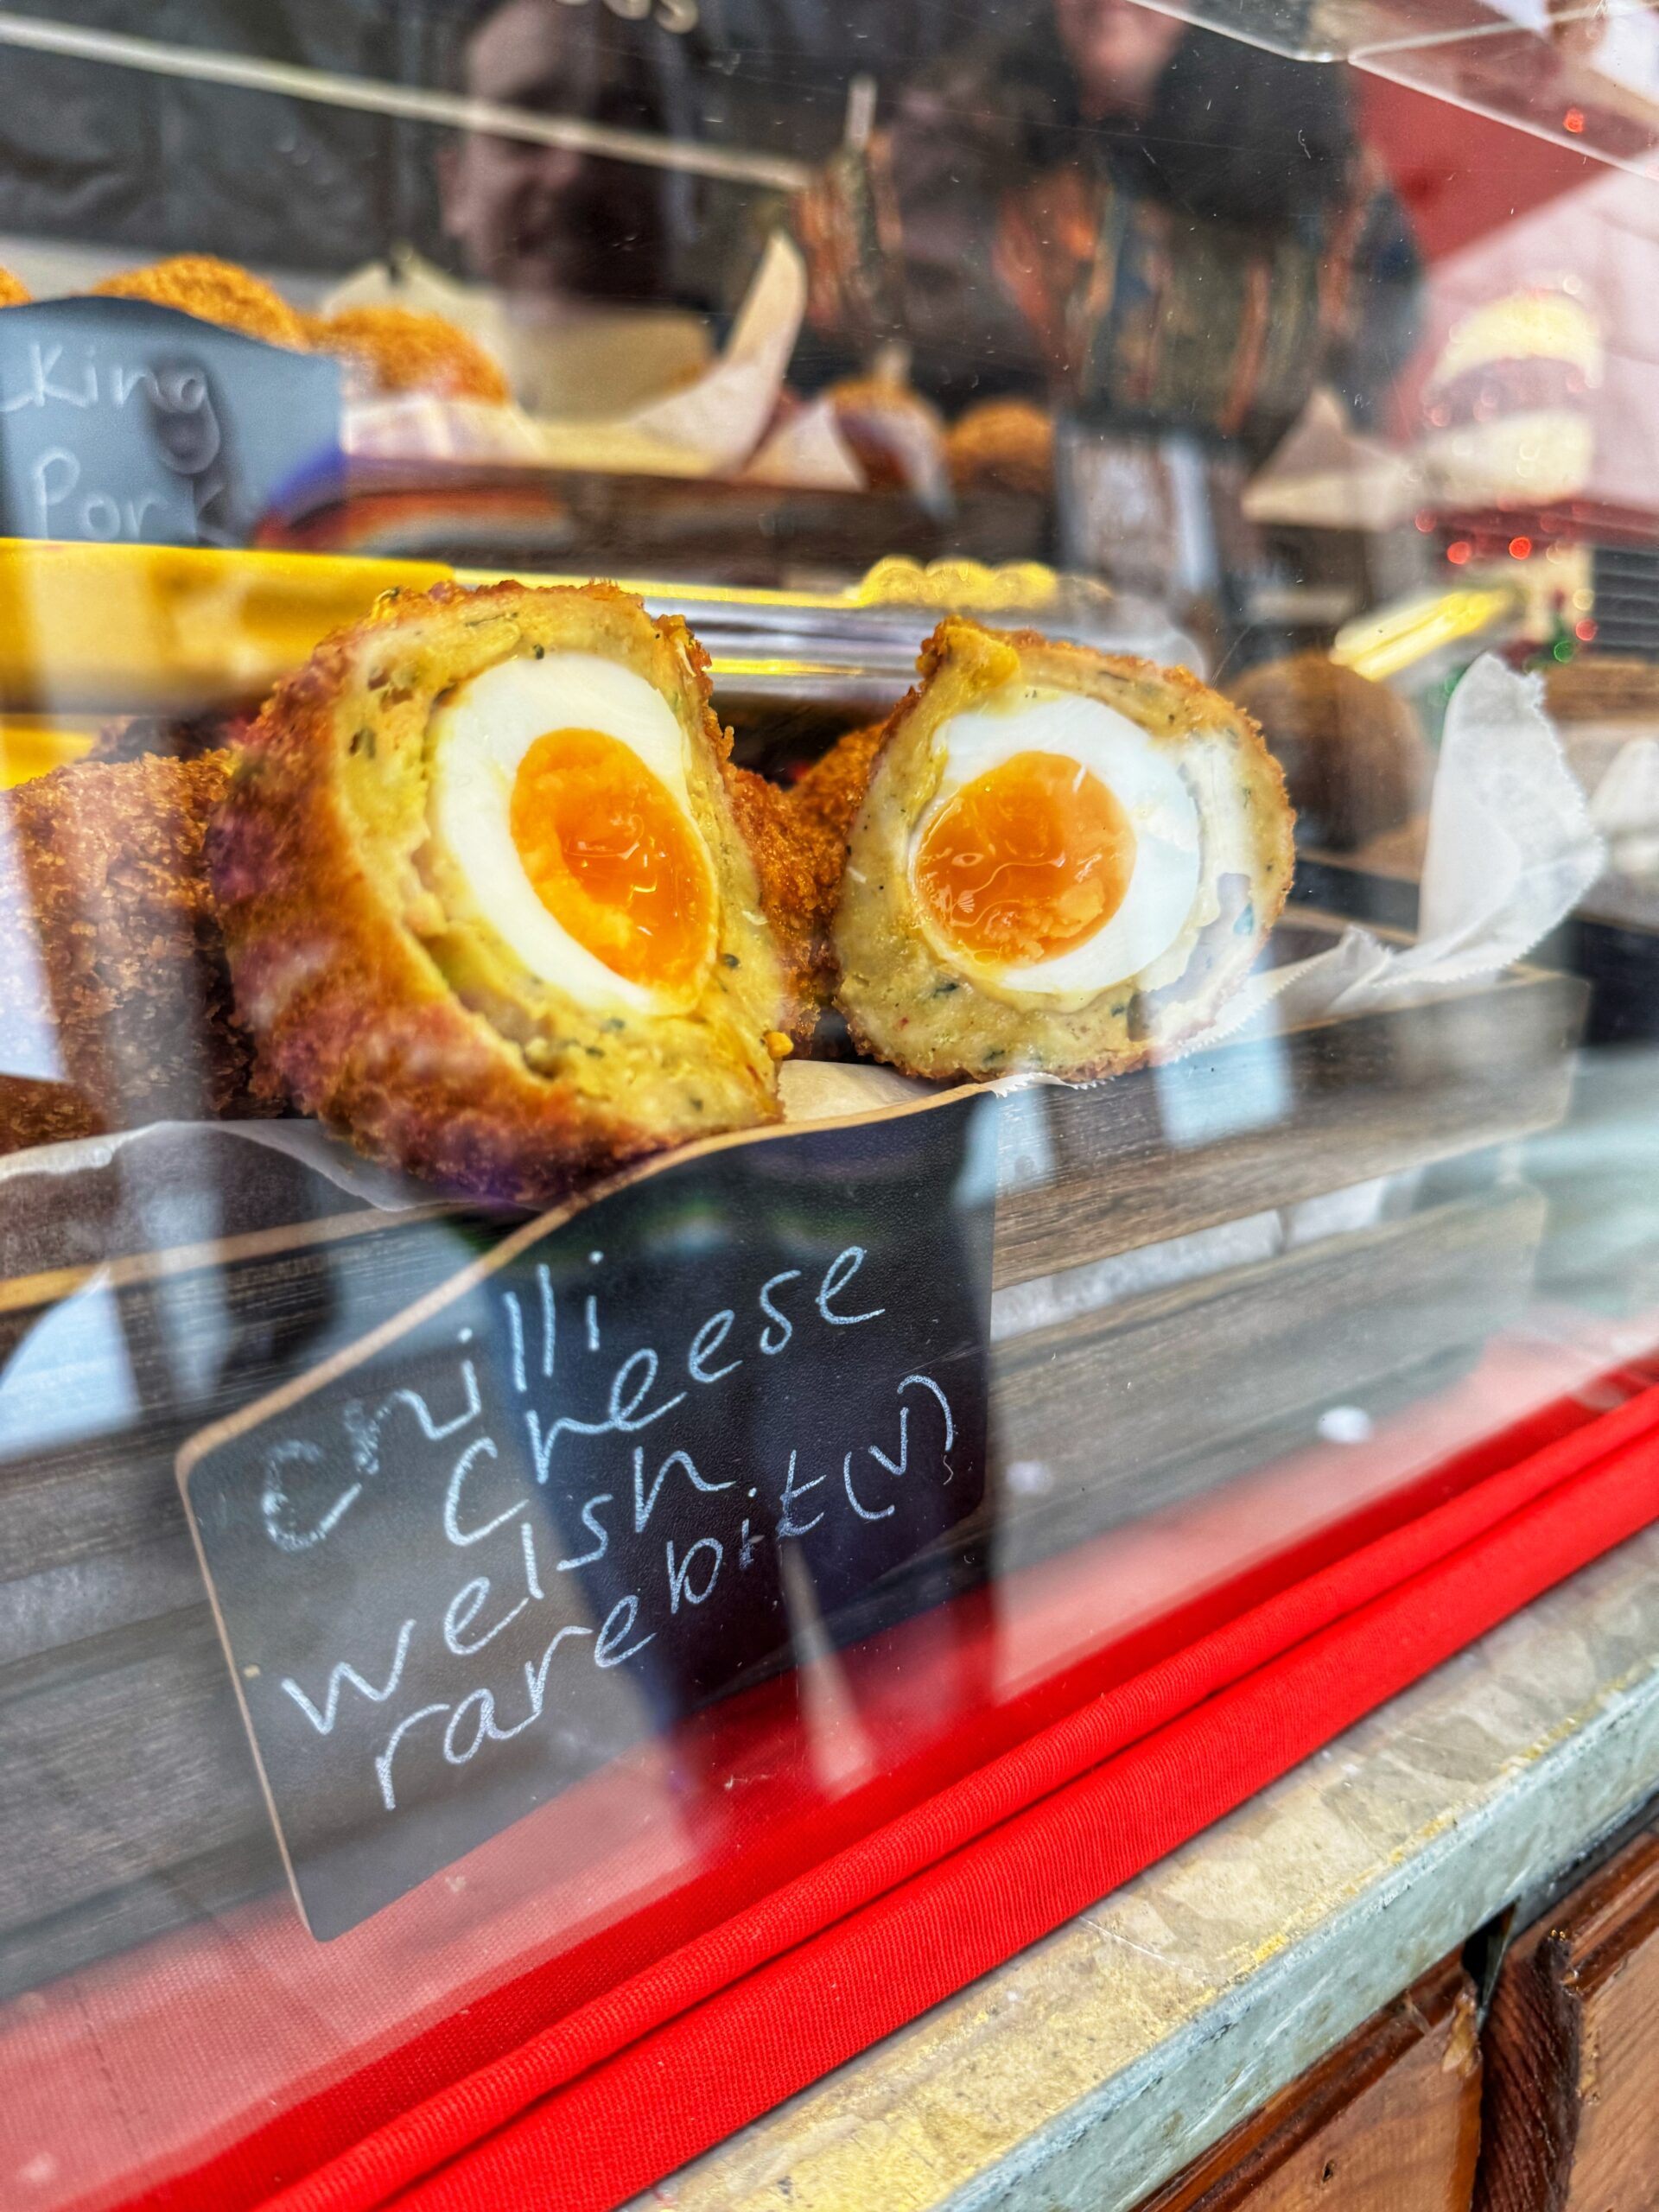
(725, 765, 830, 1041)
(831, 619, 1295, 1082)
(307, 305, 511, 404)
(734, 725, 887, 1028)
(0, 266, 30, 308)
(86, 710, 244, 766)
(946, 398, 1054, 495)
(792, 721, 888, 845)
(1225, 652, 1425, 853)
(208, 580, 790, 1206)
(0, 750, 269, 1154)
(92, 257, 308, 348)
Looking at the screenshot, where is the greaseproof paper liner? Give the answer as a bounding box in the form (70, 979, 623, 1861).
(597, 232, 805, 477)
(337, 235, 810, 483)
(741, 395, 867, 492)
(1243, 388, 1424, 534)
(0, 1065, 940, 1221)
(1202, 652, 1605, 1045)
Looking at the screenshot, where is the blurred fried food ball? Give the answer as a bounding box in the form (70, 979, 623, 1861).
(947, 397, 1054, 496)
(307, 304, 511, 404)
(92, 255, 308, 349)
(1226, 652, 1427, 853)
(0, 266, 31, 308)
(0, 751, 270, 1154)
(728, 723, 889, 1033)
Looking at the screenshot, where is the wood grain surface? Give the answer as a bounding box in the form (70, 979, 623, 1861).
(1477, 1822, 1659, 2212)
(0, 918, 1582, 1993)
(0, 1182, 1546, 1995)
(1134, 1954, 1482, 2212)
(992, 960, 1579, 1292)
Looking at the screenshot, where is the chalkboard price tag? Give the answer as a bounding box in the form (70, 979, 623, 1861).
(0, 297, 340, 545)
(179, 1096, 997, 1940)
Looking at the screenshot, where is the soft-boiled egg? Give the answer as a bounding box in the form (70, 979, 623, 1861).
(908, 685, 1202, 997)
(429, 653, 717, 1014)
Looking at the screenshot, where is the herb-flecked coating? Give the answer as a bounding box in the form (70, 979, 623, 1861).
(826, 618, 1296, 1083)
(207, 580, 792, 1207)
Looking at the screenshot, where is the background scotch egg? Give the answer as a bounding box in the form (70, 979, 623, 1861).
(830, 619, 1294, 1082)
(209, 581, 790, 1205)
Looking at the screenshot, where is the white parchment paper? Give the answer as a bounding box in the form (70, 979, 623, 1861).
(1209, 652, 1604, 1041)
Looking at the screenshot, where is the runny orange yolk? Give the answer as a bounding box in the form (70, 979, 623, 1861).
(914, 749, 1137, 968)
(509, 727, 715, 993)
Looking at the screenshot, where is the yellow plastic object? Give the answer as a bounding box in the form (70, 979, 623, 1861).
(1332, 586, 1519, 684)
(0, 541, 454, 717)
(0, 715, 95, 787)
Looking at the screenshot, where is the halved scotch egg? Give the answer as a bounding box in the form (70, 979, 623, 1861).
(830, 619, 1294, 1081)
(207, 581, 791, 1204)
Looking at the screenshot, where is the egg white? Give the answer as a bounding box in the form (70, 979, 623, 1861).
(910, 685, 1202, 996)
(427, 653, 713, 1014)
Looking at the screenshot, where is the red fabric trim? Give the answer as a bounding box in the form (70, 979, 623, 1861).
(255, 1382, 1659, 2212)
(98, 1360, 1621, 2212)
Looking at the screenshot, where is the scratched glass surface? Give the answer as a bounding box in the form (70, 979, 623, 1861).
(3, 5, 1659, 2209)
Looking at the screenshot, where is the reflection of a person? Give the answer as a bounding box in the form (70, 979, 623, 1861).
(808, 0, 1420, 440)
(441, 0, 713, 416)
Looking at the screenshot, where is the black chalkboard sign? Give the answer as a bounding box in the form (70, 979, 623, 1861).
(179, 1096, 997, 1939)
(0, 297, 340, 546)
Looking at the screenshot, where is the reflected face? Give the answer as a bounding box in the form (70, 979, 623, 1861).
(1052, 0, 1185, 118)
(442, 0, 665, 301)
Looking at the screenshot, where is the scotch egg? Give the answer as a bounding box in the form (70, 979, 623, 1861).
(207, 581, 791, 1205)
(827, 619, 1294, 1081)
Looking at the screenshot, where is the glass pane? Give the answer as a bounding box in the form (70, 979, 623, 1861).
(0, 7, 1656, 2208)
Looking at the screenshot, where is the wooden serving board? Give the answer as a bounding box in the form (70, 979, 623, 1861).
(0, 912, 1585, 1990)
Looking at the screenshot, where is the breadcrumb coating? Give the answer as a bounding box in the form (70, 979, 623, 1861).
(307, 305, 511, 404)
(208, 580, 792, 1206)
(0, 266, 30, 308)
(831, 620, 1295, 1082)
(737, 724, 887, 1028)
(92, 256, 308, 349)
(0, 751, 270, 1154)
(86, 711, 245, 767)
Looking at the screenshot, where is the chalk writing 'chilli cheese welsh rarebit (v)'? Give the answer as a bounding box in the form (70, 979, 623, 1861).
(207, 581, 795, 1206)
(818, 619, 1295, 1081)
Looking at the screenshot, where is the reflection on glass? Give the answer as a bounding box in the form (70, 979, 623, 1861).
(1, 7, 1659, 2209)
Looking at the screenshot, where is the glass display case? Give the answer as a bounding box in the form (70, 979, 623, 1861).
(2, 4, 1659, 2208)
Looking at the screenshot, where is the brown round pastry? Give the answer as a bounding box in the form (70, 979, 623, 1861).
(827, 374, 948, 496)
(1225, 653, 1427, 854)
(0, 266, 31, 308)
(92, 256, 308, 349)
(0, 749, 269, 1153)
(307, 305, 511, 404)
(946, 397, 1054, 496)
(207, 581, 794, 1206)
(726, 724, 887, 1035)
(829, 618, 1294, 1083)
